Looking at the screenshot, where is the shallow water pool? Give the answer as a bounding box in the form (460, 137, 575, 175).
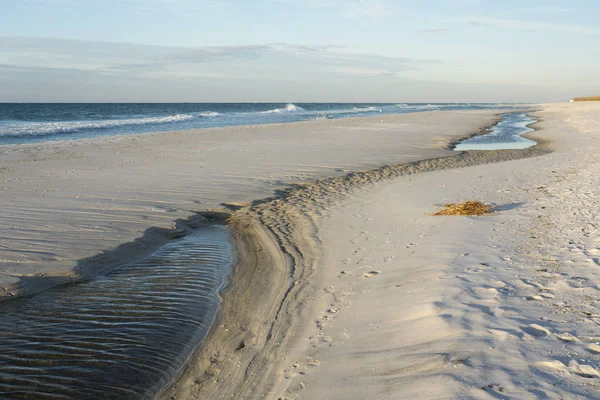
(0, 225, 233, 399)
(454, 112, 537, 151)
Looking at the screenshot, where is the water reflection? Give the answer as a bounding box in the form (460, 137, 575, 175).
(0, 225, 233, 400)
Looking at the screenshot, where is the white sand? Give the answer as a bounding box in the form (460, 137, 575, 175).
(7, 102, 600, 399)
(0, 111, 500, 299)
(271, 102, 600, 399)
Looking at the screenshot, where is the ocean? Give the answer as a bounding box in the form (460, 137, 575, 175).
(0, 103, 525, 145)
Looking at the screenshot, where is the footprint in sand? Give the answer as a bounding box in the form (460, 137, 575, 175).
(533, 360, 568, 375)
(587, 248, 600, 256)
(472, 287, 499, 300)
(285, 357, 321, 379)
(315, 315, 335, 329)
(556, 332, 579, 343)
(487, 329, 521, 341)
(526, 295, 544, 301)
(569, 360, 600, 378)
(285, 381, 306, 395)
(363, 271, 381, 278)
(587, 344, 600, 354)
(522, 324, 551, 337)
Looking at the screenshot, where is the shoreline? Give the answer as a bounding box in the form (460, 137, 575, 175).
(160, 113, 553, 398)
(0, 104, 534, 147)
(0, 109, 510, 303)
(0, 108, 534, 152)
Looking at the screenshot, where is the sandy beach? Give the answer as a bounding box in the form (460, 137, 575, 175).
(159, 102, 600, 399)
(0, 110, 502, 300)
(3, 102, 600, 399)
(3, 0, 599, 397)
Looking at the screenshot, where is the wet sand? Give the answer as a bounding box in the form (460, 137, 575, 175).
(163, 102, 600, 399)
(0, 225, 233, 399)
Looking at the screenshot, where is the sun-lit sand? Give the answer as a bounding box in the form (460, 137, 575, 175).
(162, 102, 600, 399)
(4, 102, 600, 399)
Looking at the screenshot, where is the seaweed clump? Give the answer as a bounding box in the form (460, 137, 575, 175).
(433, 201, 492, 216)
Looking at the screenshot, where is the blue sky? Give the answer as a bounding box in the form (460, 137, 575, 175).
(1, 0, 598, 102)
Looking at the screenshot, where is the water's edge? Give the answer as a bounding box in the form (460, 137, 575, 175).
(0, 223, 235, 399)
(454, 112, 538, 151)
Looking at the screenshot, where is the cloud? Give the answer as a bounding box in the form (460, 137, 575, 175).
(271, 0, 400, 18)
(0, 36, 436, 96)
(341, 0, 399, 18)
(121, 0, 226, 16)
(21, 0, 86, 6)
(516, 7, 586, 13)
(419, 28, 451, 33)
(324, 66, 402, 76)
(464, 17, 600, 35)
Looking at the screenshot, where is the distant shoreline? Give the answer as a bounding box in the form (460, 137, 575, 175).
(0, 102, 532, 145)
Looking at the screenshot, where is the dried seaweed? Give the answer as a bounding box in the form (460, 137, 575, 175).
(433, 201, 492, 216)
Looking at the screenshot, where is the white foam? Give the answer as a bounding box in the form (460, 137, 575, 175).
(0, 113, 199, 137)
(352, 107, 381, 113)
(199, 111, 221, 117)
(262, 104, 305, 114)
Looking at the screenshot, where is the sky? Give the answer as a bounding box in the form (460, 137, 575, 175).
(0, 0, 599, 102)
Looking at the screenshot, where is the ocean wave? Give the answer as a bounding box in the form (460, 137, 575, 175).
(262, 103, 305, 114)
(352, 106, 381, 113)
(199, 111, 221, 117)
(0, 113, 206, 137)
(396, 104, 441, 111)
(313, 106, 383, 119)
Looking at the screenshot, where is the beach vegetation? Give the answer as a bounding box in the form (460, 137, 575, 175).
(572, 96, 600, 101)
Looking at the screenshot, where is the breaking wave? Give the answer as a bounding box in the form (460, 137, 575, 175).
(0, 112, 219, 137)
(262, 103, 305, 114)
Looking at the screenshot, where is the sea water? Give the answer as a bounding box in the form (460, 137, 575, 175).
(0, 225, 233, 399)
(454, 112, 537, 151)
(0, 103, 526, 145)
